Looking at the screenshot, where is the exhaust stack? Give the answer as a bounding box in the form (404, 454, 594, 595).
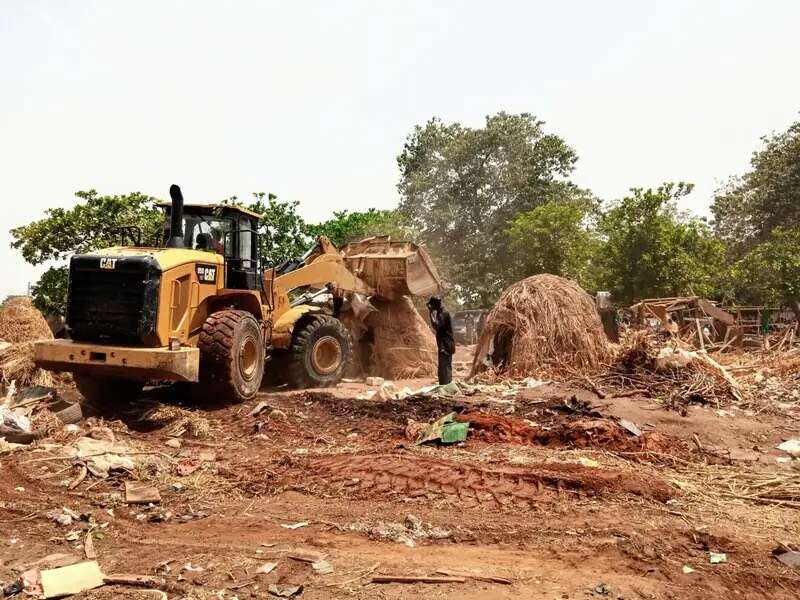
(167, 184, 185, 248)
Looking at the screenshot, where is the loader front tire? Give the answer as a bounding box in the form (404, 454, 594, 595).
(287, 315, 351, 388)
(198, 309, 265, 403)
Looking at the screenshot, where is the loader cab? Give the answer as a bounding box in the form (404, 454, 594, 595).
(160, 202, 262, 291)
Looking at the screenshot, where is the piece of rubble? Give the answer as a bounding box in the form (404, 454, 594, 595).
(709, 552, 727, 564)
(775, 550, 800, 568)
(67, 436, 135, 478)
(281, 521, 309, 530)
(366, 376, 385, 387)
(124, 482, 161, 504)
(269, 409, 287, 421)
(311, 559, 333, 574)
(256, 562, 278, 574)
(777, 439, 800, 458)
(164, 438, 182, 449)
(268, 584, 303, 597)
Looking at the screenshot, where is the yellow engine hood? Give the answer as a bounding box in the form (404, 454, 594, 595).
(87, 247, 224, 271)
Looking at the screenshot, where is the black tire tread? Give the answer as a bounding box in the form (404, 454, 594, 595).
(198, 309, 263, 402)
(287, 314, 351, 388)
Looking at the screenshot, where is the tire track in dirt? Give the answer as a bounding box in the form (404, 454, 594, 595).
(302, 453, 675, 506)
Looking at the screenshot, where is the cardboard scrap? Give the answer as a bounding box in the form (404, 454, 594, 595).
(124, 482, 161, 504)
(40, 560, 104, 598)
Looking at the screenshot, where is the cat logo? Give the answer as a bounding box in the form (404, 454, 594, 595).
(195, 264, 217, 284)
(99, 258, 117, 270)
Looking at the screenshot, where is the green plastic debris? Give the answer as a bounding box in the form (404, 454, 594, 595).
(441, 421, 469, 443)
(437, 381, 460, 396)
(415, 412, 470, 445)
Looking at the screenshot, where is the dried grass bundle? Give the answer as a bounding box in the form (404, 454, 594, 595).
(0, 297, 53, 343)
(471, 274, 611, 378)
(367, 296, 437, 379)
(604, 330, 742, 407)
(0, 341, 55, 387)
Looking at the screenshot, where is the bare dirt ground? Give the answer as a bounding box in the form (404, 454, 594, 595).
(2, 347, 800, 599)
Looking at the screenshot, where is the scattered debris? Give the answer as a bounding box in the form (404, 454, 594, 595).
(682, 565, 695, 574)
(176, 458, 201, 476)
(124, 482, 161, 504)
(371, 574, 466, 584)
(777, 439, 800, 458)
(774, 550, 800, 568)
(414, 412, 469, 445)
(40, 561, 104, 599)
(312, 559, 334, 574)
(365, 376, 385, 386)
(256, 562, 278, 574)
(434, 569, 512, 584)
(709, 552, 728, 564)
(280, 521, 309, 530)
(103, 573, 167, 588)
(268, 583, 303, 597)
(618, 418, 642, 437)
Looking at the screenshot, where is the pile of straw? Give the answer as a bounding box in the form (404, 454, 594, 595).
(366, 296, 437, 379)
(0, 342, 55, 387)
(0, 297, 55, 387)
(0, 297, 53, 343)
(471, 274, 611, 378)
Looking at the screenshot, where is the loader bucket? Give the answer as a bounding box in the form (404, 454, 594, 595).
(341, 236, 444, 299)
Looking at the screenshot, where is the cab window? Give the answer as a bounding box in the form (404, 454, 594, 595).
(183, 216, 232, 255)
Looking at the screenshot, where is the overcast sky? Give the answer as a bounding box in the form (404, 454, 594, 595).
(2, 0, 799, 297)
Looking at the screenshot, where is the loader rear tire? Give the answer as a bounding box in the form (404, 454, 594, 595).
(287, 315, 351, 388)
(198, 309, 265, 403)
(74, 373, 144, 408)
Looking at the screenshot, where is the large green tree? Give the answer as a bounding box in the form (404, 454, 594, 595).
(712, 119, 800, 252)
(10, 190, 162, 315)
(397, 112, 579, 305)
(309, 209, 408, 247)
(722, 227, 800, 312)
(245, 192, 311, 267)
(595, 183, 724, 304)
(506, 190, 599, 288)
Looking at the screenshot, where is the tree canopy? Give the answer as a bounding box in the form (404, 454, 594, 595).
(712, 119, 800, 252)
(595, 183, 725, 305)
(506, 192, 599, 289)
(397, 112, 579, 305)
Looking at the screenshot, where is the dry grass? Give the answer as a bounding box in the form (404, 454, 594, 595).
(0, 297, 53, 344)
(471, 274, 611, 378)
(0, 297, 55, 387)
(367, 296, 437, 379)
(0, 341, 55, 387)
(599, 330, 742, 407)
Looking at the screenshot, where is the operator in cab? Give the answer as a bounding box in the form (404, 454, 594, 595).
(427, 296, 455, 385)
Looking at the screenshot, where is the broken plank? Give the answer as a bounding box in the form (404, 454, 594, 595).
(435, 568, 512, 584)
(371, 575, 466, 584)
(103, 574, 167, 588)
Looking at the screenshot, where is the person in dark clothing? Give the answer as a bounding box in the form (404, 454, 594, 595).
(427, 296, 455, 385)
(326, 283, 345, 319)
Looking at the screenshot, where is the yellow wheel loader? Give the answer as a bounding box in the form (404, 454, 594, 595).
(34, 185, 443, 404)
